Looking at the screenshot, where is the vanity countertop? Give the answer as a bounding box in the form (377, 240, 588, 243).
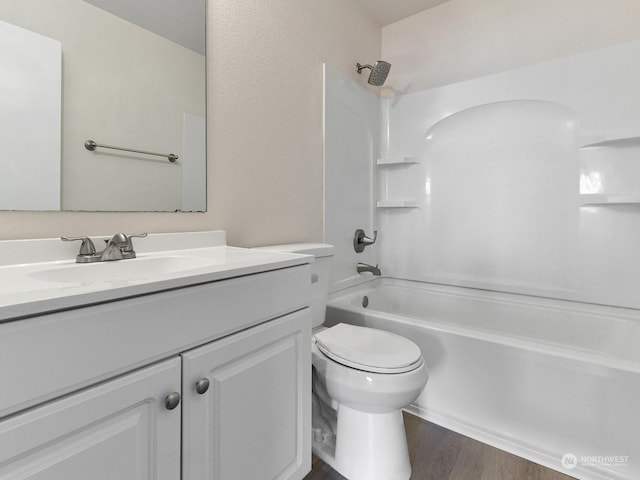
(0, 231, 311, 322)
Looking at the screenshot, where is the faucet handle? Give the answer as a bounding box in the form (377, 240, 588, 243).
(354, 229, 378, 253)
(121, 233, 147, 251)
(108, 232, 147, 248)
(127, 233, 148, 240)
(61, 235, 97, 255)
(107, 232, 147, 255)
(100, 232, 147, 261)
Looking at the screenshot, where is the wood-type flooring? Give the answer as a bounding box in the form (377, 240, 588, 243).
(303, 412, 576, 480)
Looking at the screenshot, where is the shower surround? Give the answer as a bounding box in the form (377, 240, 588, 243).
(380, 39, 640, 310)
(323, 39, 640, 480)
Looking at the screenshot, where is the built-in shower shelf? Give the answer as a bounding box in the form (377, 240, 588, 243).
(580, 135, 640, 149)
(376, 200, 419, 208)
(376, 156, 418, 166)
(580, 194, 640, 205)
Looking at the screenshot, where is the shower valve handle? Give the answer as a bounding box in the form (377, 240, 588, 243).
(354, 229, 377, 253)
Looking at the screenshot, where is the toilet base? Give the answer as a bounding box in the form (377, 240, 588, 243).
(314, 404, 411, 480)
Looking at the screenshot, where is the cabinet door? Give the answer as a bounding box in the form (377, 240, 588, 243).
(182, 309, 311, 480)
(0, 358, 181, 480)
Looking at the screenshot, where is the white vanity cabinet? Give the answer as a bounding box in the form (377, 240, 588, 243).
(0, 358, 182, 480)
(0, 261, 312, 480)
(182, 309, 310, 480)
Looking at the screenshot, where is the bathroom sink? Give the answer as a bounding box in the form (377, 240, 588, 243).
(30, 255, 217, 285)
(0, 230, 312, 322)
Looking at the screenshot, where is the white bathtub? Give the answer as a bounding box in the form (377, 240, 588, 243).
(325, 278, 640, 480)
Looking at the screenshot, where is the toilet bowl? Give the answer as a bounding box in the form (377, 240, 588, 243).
(313, 322, 428, 480)
(253, 243, 428, 480)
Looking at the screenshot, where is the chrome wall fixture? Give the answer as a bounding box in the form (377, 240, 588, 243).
(356, 60, 392, 86)
(84, 140, 178, 163)
(354, 229, 377, 253)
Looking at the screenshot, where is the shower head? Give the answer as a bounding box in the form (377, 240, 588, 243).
(356, 60, 391, 86)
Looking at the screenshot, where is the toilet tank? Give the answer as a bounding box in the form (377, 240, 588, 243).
(253, 243, 334, 328)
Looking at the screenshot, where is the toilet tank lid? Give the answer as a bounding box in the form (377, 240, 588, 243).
(253, 243, 335, 258)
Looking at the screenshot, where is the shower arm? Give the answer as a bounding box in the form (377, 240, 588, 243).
(356, 63, 373, 74)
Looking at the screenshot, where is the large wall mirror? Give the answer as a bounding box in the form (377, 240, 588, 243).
(0, 0, 206, 212)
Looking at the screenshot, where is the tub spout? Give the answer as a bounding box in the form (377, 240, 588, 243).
(357, 262, 381, 276)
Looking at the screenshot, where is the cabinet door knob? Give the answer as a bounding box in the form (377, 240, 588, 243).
(195, 378, 210, 394)
(165, 392, 181, 410)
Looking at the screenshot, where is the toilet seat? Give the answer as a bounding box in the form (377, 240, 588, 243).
(313, 323, 423, 374)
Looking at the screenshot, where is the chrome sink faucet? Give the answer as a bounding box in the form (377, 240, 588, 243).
(357, 263, 381, 276)
(62, 233, 147, 263)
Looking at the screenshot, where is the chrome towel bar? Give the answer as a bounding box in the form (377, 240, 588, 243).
(84, 140, 178, 163)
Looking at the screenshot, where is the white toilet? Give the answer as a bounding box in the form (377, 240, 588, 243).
(255, 243, 428, 480)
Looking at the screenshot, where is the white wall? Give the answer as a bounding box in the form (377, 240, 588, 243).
(0, 1, 380, 243)
(208, 0, 381, 246)
(382, 0, 640, 95)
